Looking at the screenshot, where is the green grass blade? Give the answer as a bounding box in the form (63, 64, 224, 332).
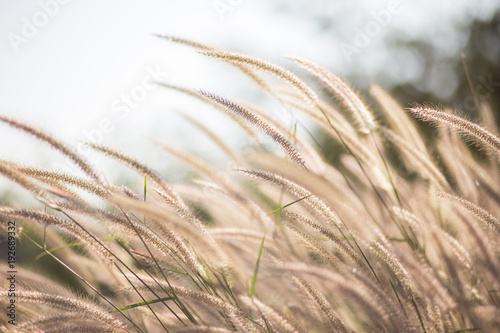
(249, 236, 265, 297)
(111, 296, 175, 313)
(267, 195, 312, 216)
(35, 238, 115, 260)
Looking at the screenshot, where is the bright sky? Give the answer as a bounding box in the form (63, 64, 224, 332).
(0, 0, 498, 190)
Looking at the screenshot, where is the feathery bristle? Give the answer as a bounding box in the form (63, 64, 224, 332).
(200, 92, 307, 168)
(203, 50, 318, 105)
(408, 106, 500, 157)
(0, 116, 102, 183)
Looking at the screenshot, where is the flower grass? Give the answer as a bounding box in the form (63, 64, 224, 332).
(0, 37, 499, 332)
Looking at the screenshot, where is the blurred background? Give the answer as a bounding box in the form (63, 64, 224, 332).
(0, 0, 499, 198)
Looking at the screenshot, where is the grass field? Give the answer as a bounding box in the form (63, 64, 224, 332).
(1, 36, 499, 332)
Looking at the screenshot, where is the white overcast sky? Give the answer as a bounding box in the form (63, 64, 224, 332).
(0, 0, 498, 189)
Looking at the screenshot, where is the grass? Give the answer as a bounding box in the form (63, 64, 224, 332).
(0, 36, 499, 332)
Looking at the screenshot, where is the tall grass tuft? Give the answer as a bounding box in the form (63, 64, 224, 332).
(0, 37, 499, 332)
